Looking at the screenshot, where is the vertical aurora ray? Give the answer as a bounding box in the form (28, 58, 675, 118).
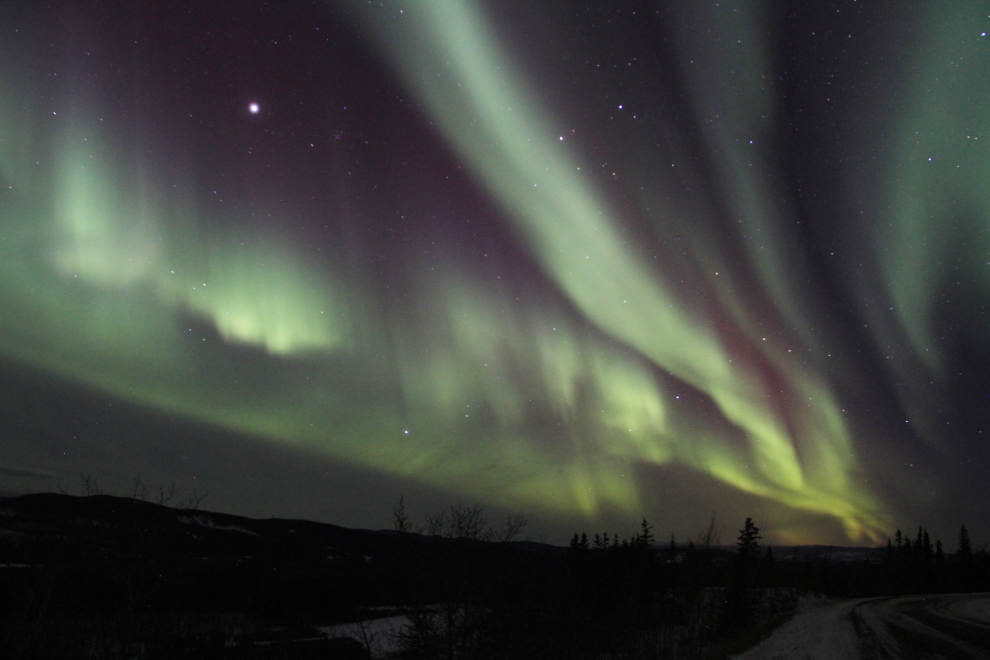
(345, 0, 887, 539)
(837, 1, 990, 452)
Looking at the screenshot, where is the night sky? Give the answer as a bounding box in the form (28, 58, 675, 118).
(2, 0, 989, 546)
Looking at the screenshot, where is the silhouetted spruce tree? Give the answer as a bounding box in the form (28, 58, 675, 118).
(727, 518, 762, 626)
(958, 525, 973, 561)
(933, 539, 946, 591)
(920, 528, 934, 590)
(955, 524, 974, 590)
(893, 529, 910, 591)
(638, 518, 655, 548)
(736, 518, 761, 560)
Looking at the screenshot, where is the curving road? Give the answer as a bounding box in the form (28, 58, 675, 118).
(852, 593, 990, 660)
(733, 593, 990, 660)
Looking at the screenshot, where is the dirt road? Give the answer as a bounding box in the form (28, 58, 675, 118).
(732, 593, 990, 659)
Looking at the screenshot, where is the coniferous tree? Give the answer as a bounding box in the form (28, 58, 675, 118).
(956, 524, 974, 588)
(934, 539, 946, 590)
(728, 517, 762, 626)
(736, 518, 761, 559)
(639, 518, 655, 548)
(958, 525, 973, 560)
(896, 529, 911, 567)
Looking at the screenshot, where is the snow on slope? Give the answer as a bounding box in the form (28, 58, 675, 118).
(731, 594, 866, 660)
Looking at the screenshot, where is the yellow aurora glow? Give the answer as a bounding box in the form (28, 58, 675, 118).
(346, 0, 886, 539)
(4, 0, 983, 543)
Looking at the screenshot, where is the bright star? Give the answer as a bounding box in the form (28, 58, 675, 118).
(248, 102, 260, 114)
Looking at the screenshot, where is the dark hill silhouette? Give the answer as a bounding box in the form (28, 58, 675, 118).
(0, 492, 563, 617)
(0, 493, 568, 658)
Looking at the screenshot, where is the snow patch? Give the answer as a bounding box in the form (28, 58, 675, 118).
(177, 514, 260, 536)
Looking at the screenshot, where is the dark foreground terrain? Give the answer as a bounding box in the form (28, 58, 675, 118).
(0, 493, 561, 658)
(2, 494, 987, 659)
(0, 494, 793, 658)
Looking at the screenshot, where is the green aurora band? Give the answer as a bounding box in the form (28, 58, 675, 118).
(848, 6, 990, 450)
(343, 0, 887, 540)
(0, 1, 984, 542)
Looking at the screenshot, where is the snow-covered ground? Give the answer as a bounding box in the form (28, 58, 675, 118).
(942, 592, 990, 625)
(320, 615, 410, 658)
(732, 593, 990, 659)
(323, 596, 858, 660)
(730, 594, 867, 660)
(315, 593, 990, 659)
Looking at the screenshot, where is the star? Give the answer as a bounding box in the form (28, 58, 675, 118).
(248, 102, 260, 114)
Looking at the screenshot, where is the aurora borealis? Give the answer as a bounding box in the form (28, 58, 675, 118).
(2, 0, 989, 545)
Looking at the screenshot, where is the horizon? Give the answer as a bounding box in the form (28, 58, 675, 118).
(0, 488, 971, 554)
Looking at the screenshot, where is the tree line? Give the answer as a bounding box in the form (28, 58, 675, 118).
(6, 479, 986, 659)
(388, 506, 795, 659)
(388, 500, 990, 659)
